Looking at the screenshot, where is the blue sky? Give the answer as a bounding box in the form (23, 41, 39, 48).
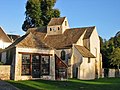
(0, 0, 120, 40)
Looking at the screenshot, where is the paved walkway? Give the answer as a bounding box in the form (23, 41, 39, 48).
(0, 80, 20, 90)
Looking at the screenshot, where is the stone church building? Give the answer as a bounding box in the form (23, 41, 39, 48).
(1, 17, 102, 80)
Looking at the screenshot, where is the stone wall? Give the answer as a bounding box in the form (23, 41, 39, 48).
(102, 69, 120, 78)
(108, 69, 115, 77)
(0, 65, 10, 80)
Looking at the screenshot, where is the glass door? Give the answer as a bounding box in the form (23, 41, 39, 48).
(32, 55, 41, 78)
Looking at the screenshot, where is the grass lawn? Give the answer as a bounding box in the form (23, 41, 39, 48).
(7, 78, 120, 90)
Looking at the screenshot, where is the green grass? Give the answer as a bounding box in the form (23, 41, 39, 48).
(7, 78, 120, 90)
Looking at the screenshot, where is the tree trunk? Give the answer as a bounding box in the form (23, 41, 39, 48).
(117, 64, 119, 77)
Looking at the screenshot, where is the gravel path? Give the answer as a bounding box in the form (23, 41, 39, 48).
(0, 80, 20, 90)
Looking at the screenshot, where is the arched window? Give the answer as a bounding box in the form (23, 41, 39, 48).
(65, 21, 67, 26)
(61, 50, 66, 60)
(50, 28, 52, 31)
(58, 27, 60, 30)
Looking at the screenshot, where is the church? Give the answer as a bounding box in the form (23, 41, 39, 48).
(1, 17, 102, 80)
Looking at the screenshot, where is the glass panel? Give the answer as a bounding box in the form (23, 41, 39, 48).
(22, 54, 30, 75)
(32, 55, 40, 78)
(61, 50, 66, 60)
(41, 56, 50, 75)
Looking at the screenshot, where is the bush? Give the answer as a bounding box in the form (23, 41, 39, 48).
(0, 61, 4, 65)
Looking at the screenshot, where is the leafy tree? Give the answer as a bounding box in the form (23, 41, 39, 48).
(22, 0, 60, 31)
(110, 47, 120, 69)
(40, 0, 60, 26)
(99, 36, 108, 68)
(100, 36, 118, 68)
(114, 31, 120, 48)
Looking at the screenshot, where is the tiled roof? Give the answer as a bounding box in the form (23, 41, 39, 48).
(5, 34, 28, 50)
(75, 45, 95, 58)
(0, 27, 12, 42)
(4, 26, 95, 50)
(7, 34, 20, 41)
(83, 26, 95, 39)
(5, 32, 50, 51)
(17, 32, 50, 49)
(44, 28, 86, 49)
(48, 17, 66, 26)
(27, 27, 47, 34)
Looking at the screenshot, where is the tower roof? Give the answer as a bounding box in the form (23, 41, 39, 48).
(48, 17, 66, 26)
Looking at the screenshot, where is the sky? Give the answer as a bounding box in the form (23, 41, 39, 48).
(0, 0, 120, 40)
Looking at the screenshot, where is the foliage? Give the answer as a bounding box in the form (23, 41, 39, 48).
(100, 31, 120, 68)
(110, 47, 120, 69)
(22, 0, 60, 31)
(0, 61, 4, 65)
(8, 78, 120, 90)
(114, 35, 120, 48)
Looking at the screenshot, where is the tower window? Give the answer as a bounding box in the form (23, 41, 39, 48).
(58, 27, 60, 30)
(88, 57, 90, 63)
(65, 21, 67, 26)
(50, 28, 52, 31)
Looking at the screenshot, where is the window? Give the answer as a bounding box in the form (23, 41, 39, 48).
(41, 56, 50, 75)
(58, 27, 60, 30)
(58, 68, 67, 79)
(22, 54, 31, 75)
(61, 50, 66, 60)
(21, 54, 50, 76)
(50, 28, 52, 31)
(88, 57, 90, 63)
(65, 21, 67, 26)
(95, 48, 97, 57)
(32, 55, 40, 78)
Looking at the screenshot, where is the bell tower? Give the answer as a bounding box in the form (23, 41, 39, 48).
(47, 17, 69, 35)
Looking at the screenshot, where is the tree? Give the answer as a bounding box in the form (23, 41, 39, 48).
(100, 37, 110, 68)
(40, 0, 60, 26)
(110, 47, 120, 69)
(114, 31, 120, 48)
(22, 0, 60, 31)
(100, 31, 120, 70)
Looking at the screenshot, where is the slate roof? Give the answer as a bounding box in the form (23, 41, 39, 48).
(0, 27, 12, 42)
(48, 17, 66, 26)
(75, 45, 95, 58)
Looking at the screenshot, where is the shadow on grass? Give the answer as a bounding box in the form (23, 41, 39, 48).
(7, 78, 120, 90)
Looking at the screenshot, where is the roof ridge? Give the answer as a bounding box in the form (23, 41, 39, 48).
(51, 16, 66, 19)
(67, 26, 95, 30)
